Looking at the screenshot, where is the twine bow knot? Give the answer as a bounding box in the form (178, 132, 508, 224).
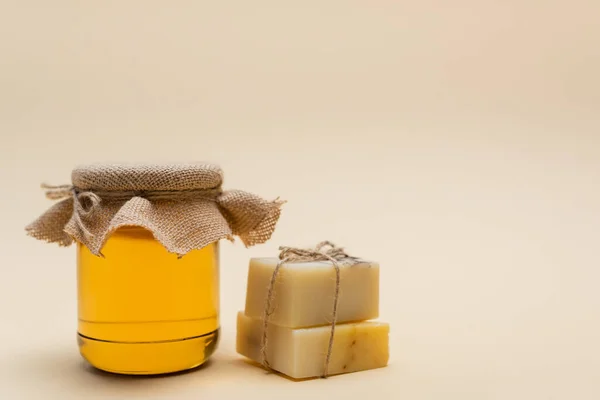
(42, 184, 102, 238)
(277, 241, 358, 264)
(261, 241, 360, 378)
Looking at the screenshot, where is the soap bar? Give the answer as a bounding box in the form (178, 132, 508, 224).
(244, 257, 379, 328)
(237, 312, 389, 379)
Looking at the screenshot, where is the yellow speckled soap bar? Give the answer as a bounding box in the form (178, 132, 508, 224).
(236, 312, 389, 379)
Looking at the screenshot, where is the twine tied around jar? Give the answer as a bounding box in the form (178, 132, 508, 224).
(42, 183, 224, 203)
(260, 241, 361, 378)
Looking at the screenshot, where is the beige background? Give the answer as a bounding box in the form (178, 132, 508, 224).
(1, 1, 599, 399)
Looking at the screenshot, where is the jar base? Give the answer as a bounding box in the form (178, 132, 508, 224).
(78, 329, 219, 375)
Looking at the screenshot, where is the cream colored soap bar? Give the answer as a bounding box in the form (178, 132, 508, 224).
(236, 312, 389, 379)
(244, 257, 379, 328)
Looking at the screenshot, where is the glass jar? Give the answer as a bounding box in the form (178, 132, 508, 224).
(27, 163, 282, 375)
(77, 226, 219, 375)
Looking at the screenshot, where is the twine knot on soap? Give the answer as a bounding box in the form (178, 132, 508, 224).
(277, 241, 359, 264)
(261, 241, 360, 378)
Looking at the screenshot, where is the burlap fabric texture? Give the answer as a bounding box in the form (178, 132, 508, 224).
(26, 163, 284, 256)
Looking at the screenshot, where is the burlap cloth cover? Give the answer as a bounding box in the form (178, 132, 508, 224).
(26, 163, 284, 256)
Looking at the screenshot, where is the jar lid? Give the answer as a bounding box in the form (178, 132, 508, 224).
(72, 162, 223, 191)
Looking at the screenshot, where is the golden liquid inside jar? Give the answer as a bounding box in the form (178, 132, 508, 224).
(77, 227, 219, 375)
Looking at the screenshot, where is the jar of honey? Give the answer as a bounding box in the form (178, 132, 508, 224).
(27, 163, 283, 375)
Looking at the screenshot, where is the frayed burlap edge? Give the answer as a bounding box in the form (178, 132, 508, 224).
(26, 188, 284, 257)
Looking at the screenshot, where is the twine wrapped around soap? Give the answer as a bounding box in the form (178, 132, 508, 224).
(260, 241, 361, 378)
(26, 163, 284, 256)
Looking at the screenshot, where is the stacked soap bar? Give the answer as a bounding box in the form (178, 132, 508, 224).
(236, 257, 389, 379)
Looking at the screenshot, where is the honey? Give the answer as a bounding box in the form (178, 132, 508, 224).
(77, 227, 219, 375)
